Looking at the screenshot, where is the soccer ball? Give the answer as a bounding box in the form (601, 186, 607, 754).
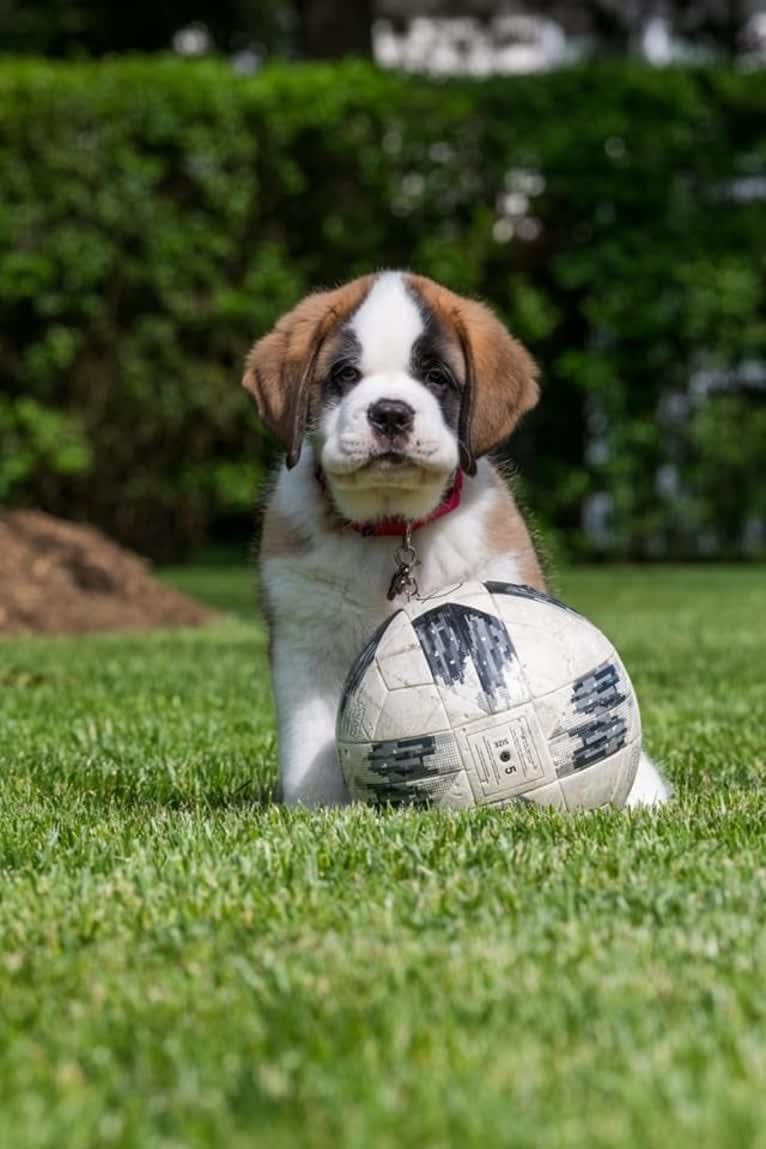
(336, 581, 641, 810)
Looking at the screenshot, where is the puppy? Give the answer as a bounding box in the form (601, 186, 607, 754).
(244, 271, 669, 809)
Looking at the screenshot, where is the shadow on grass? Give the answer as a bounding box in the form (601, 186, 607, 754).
(187, 777, 281, 811)
(49, 776, 283, 817)
(144, 777, 281, 813)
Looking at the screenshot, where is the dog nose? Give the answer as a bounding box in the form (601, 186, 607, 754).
(367, 399, 414, 437)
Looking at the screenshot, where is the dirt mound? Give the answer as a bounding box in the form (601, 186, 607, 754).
(0, 510, 216, 636)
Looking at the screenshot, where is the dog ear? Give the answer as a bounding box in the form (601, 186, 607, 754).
(450, 298, 539, 473)
(242, 277, 373, 468)
(450, 297, 539, 476)
(404, 275, 539, 476)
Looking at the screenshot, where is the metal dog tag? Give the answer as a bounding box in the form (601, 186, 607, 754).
(387, 526, 420, 601)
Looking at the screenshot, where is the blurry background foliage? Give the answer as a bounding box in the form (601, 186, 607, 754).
(0, 51, 764, 559)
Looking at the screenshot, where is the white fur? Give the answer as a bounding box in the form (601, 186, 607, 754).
(625, 752, 671, 808)
(350, 271, 425, 376)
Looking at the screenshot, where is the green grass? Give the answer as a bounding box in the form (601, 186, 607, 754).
(0, 565, 765, 1149)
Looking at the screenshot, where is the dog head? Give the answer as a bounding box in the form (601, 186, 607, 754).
(243, 271, 539, 522)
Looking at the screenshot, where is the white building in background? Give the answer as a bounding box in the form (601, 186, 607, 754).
(374, 14, 572, 74)
(373, 5, 766, 75)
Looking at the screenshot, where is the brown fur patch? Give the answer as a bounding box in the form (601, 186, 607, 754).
(243, 275, 374, 467)
(405, 274, 539, 468)
(484, 473, 546, 590)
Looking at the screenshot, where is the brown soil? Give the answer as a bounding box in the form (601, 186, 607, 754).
(0, 510, 217, 636)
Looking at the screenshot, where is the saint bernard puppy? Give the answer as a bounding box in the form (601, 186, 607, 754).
(244, 270, 669, 809)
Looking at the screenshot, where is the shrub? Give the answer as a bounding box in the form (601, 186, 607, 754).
(0, 57, 764, 558)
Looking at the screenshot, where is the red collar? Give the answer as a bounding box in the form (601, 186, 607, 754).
(315, 467, 464, 538)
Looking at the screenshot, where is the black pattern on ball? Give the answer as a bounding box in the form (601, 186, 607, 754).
(571, 662, 626, 715)
(558, 714, 629, 776)
(363, 736, 440, 805)
(413, 605, 516, 701)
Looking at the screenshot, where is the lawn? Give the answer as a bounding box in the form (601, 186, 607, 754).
(0, 564, 764, 1149)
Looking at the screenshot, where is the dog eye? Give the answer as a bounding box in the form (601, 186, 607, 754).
(330, 362, 361, 387)
(424, 364, 452, 389)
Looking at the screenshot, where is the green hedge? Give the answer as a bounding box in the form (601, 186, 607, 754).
(1, 58, 764, 558)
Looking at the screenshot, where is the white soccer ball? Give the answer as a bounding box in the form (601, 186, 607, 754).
(336, 581, 641, 810)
